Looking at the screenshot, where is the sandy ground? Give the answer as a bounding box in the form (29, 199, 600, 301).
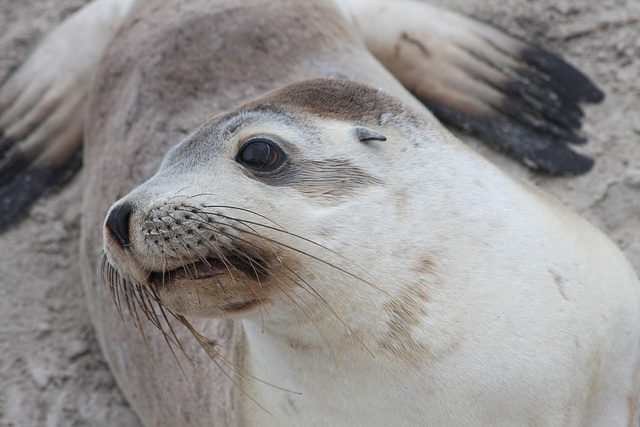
(0, 0, 638, 425)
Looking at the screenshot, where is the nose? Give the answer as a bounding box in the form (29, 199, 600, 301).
(106, 202, 134, 247)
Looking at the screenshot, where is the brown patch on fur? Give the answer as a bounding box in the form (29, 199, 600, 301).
(243, 78, 422, 127)
(380, 282, 431, 364)
(414, 259, 436, 276)
(628, 357, 640, 427)
(584, 337, 604, 420)
(288, 338, 312, 353)
(394, 189, 408, 214)
(283, 395, 301, 417)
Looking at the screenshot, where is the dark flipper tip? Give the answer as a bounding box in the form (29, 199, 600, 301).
(520, 46, 605, 104)
(0, 136, 15, 160)
(424, 100, 594, 176)
(0, 151, 30, 184)
(0, 149, 82, 232)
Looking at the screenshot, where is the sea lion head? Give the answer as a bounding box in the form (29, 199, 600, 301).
(102, 78, 440, 322)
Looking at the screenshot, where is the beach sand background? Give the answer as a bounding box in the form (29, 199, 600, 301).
(0, 0, 638, 425)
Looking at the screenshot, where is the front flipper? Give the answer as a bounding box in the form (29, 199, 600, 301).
(346, 0, 603, 175)
(0, 0, 136, 232)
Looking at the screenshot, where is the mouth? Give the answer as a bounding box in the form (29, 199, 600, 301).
(149, 257, 226, 287)
(142, 254, 267, 315)
(219, 299, 261, 312)
(148, 253, 270, 287)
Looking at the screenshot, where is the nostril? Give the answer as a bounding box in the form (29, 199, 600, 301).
(106, 202, 134, 247)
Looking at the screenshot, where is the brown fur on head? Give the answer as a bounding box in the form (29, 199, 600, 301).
(240, 78, 416, 123)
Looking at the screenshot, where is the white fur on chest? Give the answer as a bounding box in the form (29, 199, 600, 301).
(240, 321, 439, 427)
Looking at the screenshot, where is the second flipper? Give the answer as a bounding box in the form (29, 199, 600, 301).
(347, 0, 603, 175)
(0, 0, 137, 232)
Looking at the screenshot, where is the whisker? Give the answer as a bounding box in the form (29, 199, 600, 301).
(228, 233, 375, 358)
(100, 254, 282, 421)
(221, 217, 399, 309)
(140, 287, 192, 383)
(176, 319, 275, 415)
(196, 205, 374, 282)
(168, 208, 376, 355)
(155, 215, 198, 279)
(167, 217, 240, 288)
(198, 219, 373, 357)
(141, 287, 244, 425)
(185, 207, 390, 304)
(270, 279, 340, 369)
(199, 204, 288, 230)
(127, 283, 167, 398)
(214, 240, 272, 325)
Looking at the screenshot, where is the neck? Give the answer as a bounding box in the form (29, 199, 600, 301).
(239, 317, 420, 425)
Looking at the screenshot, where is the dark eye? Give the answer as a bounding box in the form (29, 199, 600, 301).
(236, 139, 283, 171)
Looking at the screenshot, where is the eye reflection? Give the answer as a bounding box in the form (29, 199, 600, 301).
(237, 139, 282, 170)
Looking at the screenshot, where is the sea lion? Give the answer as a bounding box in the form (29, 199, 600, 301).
(0, 0, 638, 425)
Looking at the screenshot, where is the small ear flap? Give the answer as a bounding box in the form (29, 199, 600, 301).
(354, 126, 387, 142)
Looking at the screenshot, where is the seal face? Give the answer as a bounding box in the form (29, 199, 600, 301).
(104, 79, 401, 320)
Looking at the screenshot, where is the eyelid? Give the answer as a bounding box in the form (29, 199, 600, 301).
(237, 132, 296, 153)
